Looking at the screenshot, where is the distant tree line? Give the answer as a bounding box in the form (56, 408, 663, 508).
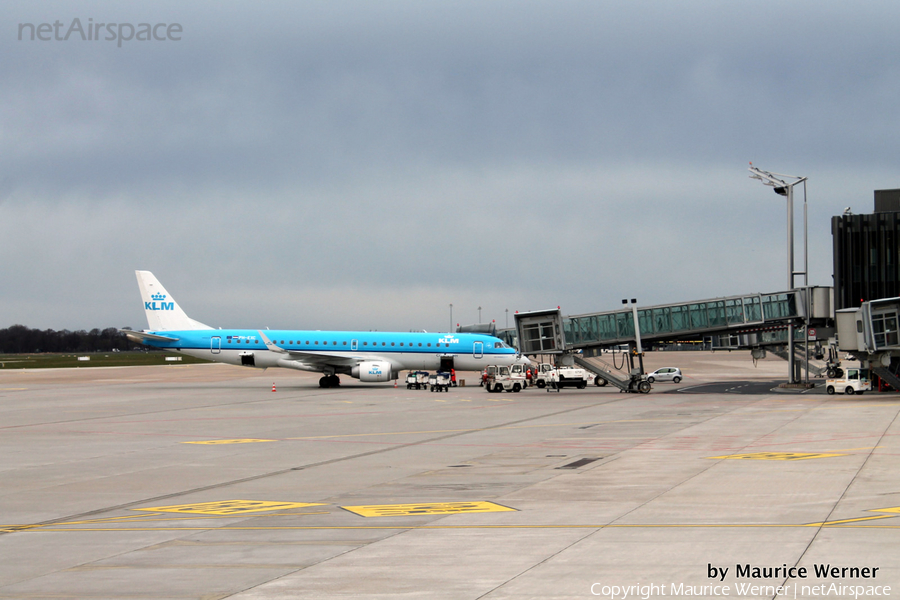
(0, 325, 141, 354)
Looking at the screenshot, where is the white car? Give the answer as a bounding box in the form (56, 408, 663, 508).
(646, 367, 682, 383)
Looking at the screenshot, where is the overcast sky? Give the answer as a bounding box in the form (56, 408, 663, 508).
(3, 1, 899, 333)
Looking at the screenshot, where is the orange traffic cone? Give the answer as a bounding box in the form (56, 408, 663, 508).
(272, 383, 276, 392)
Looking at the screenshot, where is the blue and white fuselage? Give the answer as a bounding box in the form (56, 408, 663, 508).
(124, 271, 526, 387)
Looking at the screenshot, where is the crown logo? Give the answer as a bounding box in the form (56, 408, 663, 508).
(151, 293, 167, 301)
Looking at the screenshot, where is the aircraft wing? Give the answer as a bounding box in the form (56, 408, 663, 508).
(257, 331, 365, 367)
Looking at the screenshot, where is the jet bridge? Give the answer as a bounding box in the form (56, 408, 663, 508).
(504, 287, 835, 386)
(504, 288, 832, 350)
(836, 297, 900, 390)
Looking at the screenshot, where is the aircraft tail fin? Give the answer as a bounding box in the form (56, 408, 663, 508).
(136, 270, 213, 331)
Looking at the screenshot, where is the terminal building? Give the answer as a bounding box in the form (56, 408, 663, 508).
(832, 189, 900, 310)
(831, 189, 900, 390)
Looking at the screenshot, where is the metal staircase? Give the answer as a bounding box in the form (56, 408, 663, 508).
(573, 355, 648, 393)
(767, 346, 828, 378)
(873, 357, 900, 391)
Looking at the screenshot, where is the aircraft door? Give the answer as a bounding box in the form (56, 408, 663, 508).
(473, 341, 483, 359)
(440, 356, 454, 371)
(211, 336, 221, 354)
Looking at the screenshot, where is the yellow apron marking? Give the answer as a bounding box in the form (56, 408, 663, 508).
(341, 501, 517, 518)
(869, 506, 900, 514)
(183, 439, 276, 445)
(134, 500, 325, 515)
(808, 506, 900, 526)
(707, 452, 847, 461)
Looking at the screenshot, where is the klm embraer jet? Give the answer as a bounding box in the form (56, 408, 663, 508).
(123, 271, 526, 387)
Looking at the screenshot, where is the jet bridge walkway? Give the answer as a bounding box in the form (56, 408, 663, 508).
(563, 291, 803, 348)
(504, 287, 833, 354)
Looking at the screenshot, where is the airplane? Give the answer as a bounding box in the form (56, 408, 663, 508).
(122, 271, 527, 387)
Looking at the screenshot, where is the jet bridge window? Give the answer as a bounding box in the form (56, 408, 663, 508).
(872, 311, 899, 348)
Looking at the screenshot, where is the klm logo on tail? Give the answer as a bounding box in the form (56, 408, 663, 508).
(146, 292, 174, 311)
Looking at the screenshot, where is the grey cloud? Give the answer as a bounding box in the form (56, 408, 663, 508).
(2, 0, 897, 331)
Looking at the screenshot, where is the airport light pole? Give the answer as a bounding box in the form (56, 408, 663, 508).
(478, 306, 482, 323)
(748, 164, 808, 384)
(449, 304, 453, 333)
(505, 308, 509, 329)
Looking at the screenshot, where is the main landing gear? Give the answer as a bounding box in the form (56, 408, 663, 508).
(319, 374, 341, 388)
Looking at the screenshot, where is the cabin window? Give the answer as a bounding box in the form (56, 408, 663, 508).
(418, 343, 422, 347)
(363, 341, 368, 346)
(315, 341, 319, 345)
(391, 342, 395, 346)
(343, 341, 347, 345)
(427, 343, 431, 347)
(333, 341, 337, 345)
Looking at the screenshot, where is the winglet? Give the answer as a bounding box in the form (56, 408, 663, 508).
(258, 330, 287, 353)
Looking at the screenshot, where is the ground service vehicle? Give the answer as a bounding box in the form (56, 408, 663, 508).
(826, 368, 872, 395)
(646, 367, 682, 383)
(406, 371, 429, 390)
(510, 363, 530, 387)
(484, 365, 525, 393)
(429, 372, 451, 392)
(534, 363, 588, 389)
(480, 366, 498, 386)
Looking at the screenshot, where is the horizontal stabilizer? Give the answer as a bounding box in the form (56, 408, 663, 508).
(120, 329, 180, 343)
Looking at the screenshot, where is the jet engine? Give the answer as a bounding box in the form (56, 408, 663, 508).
(351, 361, 394, 382)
